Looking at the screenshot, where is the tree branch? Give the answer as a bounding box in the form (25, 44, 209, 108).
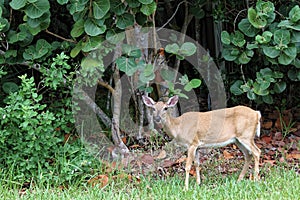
(98, 79, 115, 95)
(45, 29, 77, 43)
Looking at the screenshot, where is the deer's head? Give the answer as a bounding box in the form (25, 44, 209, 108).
(142, 95, 179, 123)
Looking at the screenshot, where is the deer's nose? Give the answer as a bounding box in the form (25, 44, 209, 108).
(154, 116, 161, 123)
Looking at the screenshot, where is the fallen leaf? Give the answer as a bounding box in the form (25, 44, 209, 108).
(263, 160, 276, 165)
(141, 154, 154, 165)
(162, 159, 176, 168)
(155, 150, 167, 160)
(176, 156, 186, 164)
(189, 166, 196, 176)
(88, 175, 109, 188)
(262, 121, 273, 129)
(286, 153, 300, 159)
(223, 150, 234, 159)
(261, 135, 272, 144)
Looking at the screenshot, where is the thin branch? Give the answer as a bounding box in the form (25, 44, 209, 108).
(45, 29, 77, 43)
(233, 9, 247, 31)
(240, 64, 246, 83)
(157, 1, 185, 32)
(98, 79, 115, 95)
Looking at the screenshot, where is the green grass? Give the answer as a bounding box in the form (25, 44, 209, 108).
(1, 166, 299, 200)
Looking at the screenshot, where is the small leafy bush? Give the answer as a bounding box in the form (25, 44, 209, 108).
(221, 0, 300, 104)
(0, 54, 100, 185)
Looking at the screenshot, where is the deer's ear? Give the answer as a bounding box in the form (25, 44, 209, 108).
(142, 95, 156, 107)
(166, 95, 178, 107)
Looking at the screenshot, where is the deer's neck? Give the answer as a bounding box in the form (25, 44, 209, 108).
(161, 113, 181, 139)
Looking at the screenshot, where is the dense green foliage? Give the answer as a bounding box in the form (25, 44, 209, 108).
(0, 0, 299, 187)
(222, 0, 300, 105)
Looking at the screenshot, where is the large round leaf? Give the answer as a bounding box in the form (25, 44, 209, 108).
(116, 13, 134, 29)
(9, 0, 26, 10)
(179, 42, 196, 56)
(116, 57, 138, 76)
(248, 7, 267, 29)
(24, 0, 50, 19)
(84, 18, 106, 36)
(238, 19, 260, 37)
(262, 46, 280, 58)
(140, 1, 157, 16)
(93, 0, 110, 19)
(138, 0, 153, 4)
(274, 81, 286, 93)
(274, 29, 290, 45)
(230, 80, 244, 95)
(71, 19, 85, 38)
(2, 82, 19, 94)
(221, 31, 230, 45)
(184, 79, 201, 92)
(289, 5, 300, 23)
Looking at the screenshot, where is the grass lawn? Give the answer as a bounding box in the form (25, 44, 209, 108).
(1, 165, 299, 200)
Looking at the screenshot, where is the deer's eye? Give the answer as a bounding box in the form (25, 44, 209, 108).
(163, 107, 168, 111)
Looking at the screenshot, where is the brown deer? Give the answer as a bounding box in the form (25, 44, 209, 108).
(142, 95, 261, 190)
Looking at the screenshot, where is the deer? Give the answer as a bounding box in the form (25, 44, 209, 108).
(142, 95, 261, 190)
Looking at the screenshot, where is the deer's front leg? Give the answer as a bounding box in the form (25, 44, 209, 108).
(185, 145, 197, 191)
(195, 149, 201, 185)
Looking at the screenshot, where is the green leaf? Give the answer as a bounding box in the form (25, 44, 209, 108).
(231, 31, 245, 47)
(274, 29, 290, 45)
(140, 1, 157, 16)
(288, 69, 300, 81)
(222, 48, 238, 61)
(127, 0, 140, 8)
(274, 81, 286, 93)
(23, 39, 51, 60)
(221, 31, 230, 45)
(289, 5, 300, 23)
(247, 90, 256, 100)
(278, 53, 294, 65)
(230, 80, 244, 95)
(71, 19, 85, 38)
(262, 95, 273, 104)
(262, 46, 280, 58)
(292, 58, 300, 68)
(110, 0, 126, 15)
(9, 0, 26, 10)
(93, 0, 110, 19)
(253, 82, 269, 96)
(25, 0, 50, 19)
(116, 13, 134, 29)
(190, 7, 205, 19)
(246, 43, 258, 50)
(57, 0, 69, 5)
(143, 64, 154, 77)
(283, 46, 297, 58)
(122, 44, 142, 58)
(184, 79, 201, 92)
(116, 57, 138, 76)
(238, 52, 251, 64)
(165, 43, 180, 54)
(2, 82, 19, 94)
(84, 18, 106, 36)
(277, 20, 293, 28)
(161, 68, 175, 82)
(138, 0, 153, 4)
(179, 42, 196, 56)
(105, 30, 125, 44)
(238, 19, 260, 37)
(291, 31, 300, 42)
(8, 31, 27, 44)
(255, 31, 272, 44)
(248, 7, 267, 29)
(81, 36, 104, 52)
